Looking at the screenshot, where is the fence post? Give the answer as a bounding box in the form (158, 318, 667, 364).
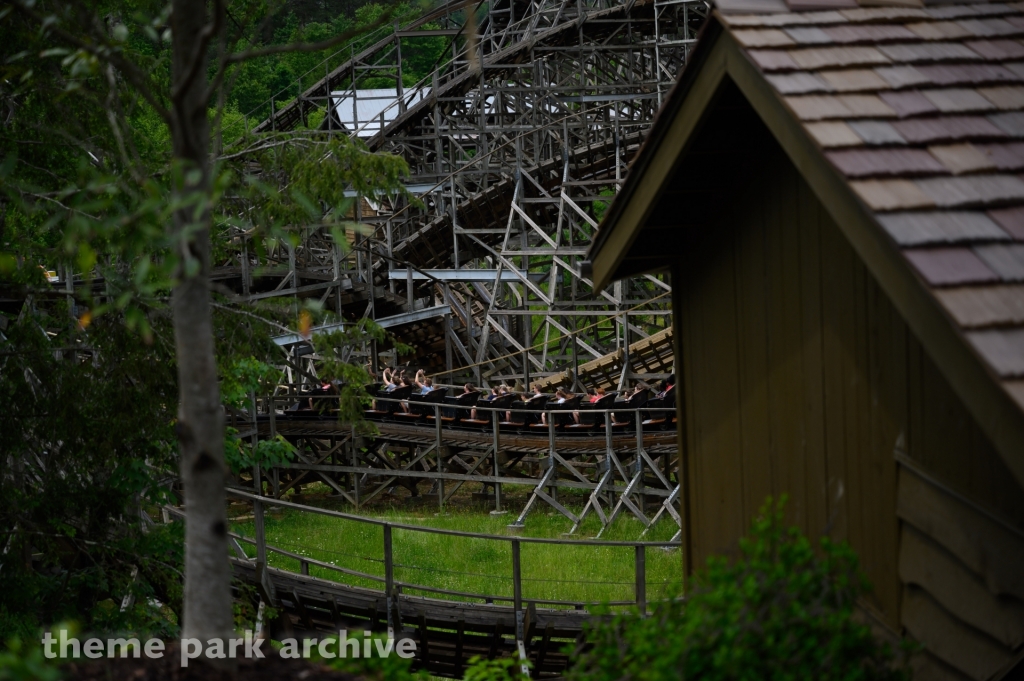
(249, 390, 260, 495)
(434, 404, 443, 449)
(269, 396, 277, 441)
(635, 544, 646, 615)
(512, 537, 523, 638)
(254, 471, 267, 568)
(512, 538, 529, 675)
(605, 411, 615, 507)
(384, 524, 395, 636)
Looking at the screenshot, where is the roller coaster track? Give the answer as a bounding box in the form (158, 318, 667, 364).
(233, 393, 680, 538)
(220, 0, 706, 387)
(19, 0, 705, 387)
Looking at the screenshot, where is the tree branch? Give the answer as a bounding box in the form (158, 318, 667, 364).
(9, 1, 173, 125)
(223, 8, 397, 65)
(210, 301, 294, 335)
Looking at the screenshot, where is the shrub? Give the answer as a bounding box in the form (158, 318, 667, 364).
(306, 632, 426, 681)
(0, 634, 61, 681)
(569, 497, 908, 681)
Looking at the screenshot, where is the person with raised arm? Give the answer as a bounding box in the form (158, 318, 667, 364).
(382, 367, 399, 392)
(414, 369, 433, 395)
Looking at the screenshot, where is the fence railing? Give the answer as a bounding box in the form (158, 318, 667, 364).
(221, 487, 679, 620)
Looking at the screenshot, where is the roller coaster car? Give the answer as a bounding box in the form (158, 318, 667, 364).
(461, 393, 516, 429)
(528, 395, 583, 431)
(427, 390, 480, 426)
(364, 385, 414, 420)
(393, 387, 450, 422)
(565, 391, 619, 432)
(285, 384, 336, 416)
(584, 391, 622, 423)
(611, 389, 651, 431)
(642, 387, 676, 429)
(500, 394, 550, 429)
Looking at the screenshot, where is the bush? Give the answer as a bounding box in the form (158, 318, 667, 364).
(0, 634, 61, 681)
(306, 632, 426, 681)
(569, 497, 908, 681)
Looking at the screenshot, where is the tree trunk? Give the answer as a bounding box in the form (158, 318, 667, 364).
(170, 0, 233, 646)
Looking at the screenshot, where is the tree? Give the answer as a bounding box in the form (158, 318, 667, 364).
(3, 0, 411, 650)
(0, 309, 185, 640)
(569, 498, 909, 681)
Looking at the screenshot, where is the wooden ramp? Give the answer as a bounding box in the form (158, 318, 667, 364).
(532, 326, 675, 391)
(233, 559, 585, 678)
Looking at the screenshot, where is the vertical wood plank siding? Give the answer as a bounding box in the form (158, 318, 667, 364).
(677, 143, 1024, 628)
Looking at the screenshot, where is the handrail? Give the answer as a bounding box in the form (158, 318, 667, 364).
(230, 527, 646, 609)
(233, 533, 385, 583)
(225, 487, 678, 547)
(279, 392, 676, 417)
(214, 492, 676, 614)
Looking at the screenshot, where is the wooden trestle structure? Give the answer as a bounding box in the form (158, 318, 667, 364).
(237, 394, 681, 537)
(25, 0, 701, 464)
(215, 0, 704, 392)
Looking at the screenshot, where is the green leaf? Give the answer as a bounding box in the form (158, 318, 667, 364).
(76, 243, 96, 273)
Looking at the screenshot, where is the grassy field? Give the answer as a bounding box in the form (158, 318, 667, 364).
(230, 483, 683, 609)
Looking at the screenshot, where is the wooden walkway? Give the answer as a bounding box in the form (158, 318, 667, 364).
(232, 560, 585, 678)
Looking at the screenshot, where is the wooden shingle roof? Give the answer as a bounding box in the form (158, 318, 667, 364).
(718, 1, 1024, 409)
(586, 0, 1024, 485)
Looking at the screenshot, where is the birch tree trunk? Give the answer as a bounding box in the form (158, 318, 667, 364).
(170, 0, 233, 646)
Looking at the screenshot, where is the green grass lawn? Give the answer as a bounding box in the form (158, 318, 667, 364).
(230, 483, 683, 609)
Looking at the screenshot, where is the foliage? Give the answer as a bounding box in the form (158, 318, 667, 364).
(243, 132, 417, 262)
(463, 655, 531, 681)
(231, 2, 449, 121)
(308, 631, 427, 681)
(221, 357, 283, 409)
(224, 430, 297, 477)
(0, 305, 187, 640)
(1, 1, 420, 333)
(0, 634, 61, 681)
(569, 497, 909, 681)
(231, 581, 279, 632)
(0, 0, 448, 648)
(591, 187, 616, 224)
(310, 319, 411, 423)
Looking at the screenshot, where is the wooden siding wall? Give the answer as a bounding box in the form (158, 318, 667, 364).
(675, 143, 1024, 638)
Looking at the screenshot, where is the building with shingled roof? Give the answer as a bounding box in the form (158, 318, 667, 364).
(585, 0, 1024, 677)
